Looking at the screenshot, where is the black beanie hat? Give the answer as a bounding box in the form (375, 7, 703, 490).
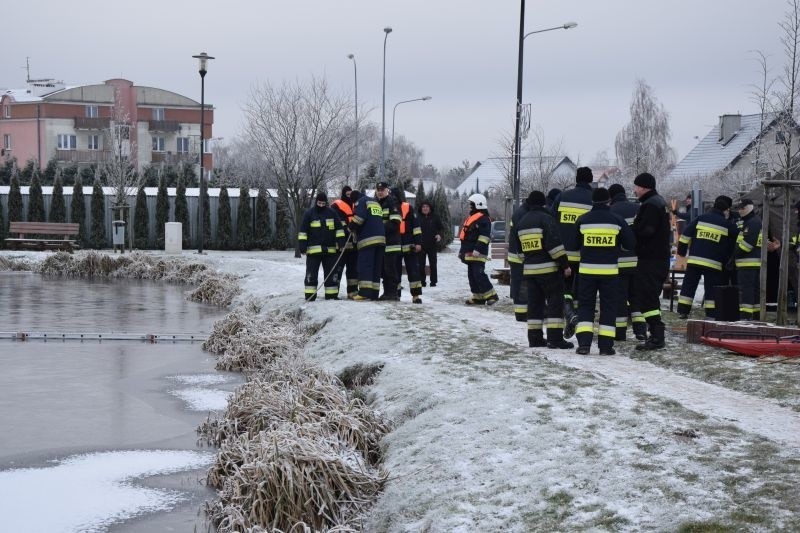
(714, 196, 731, 211)
(341, 185, 352, 200)
(633, 172, 656, 189)
(607, 183, 626, 198)
(576, 167, 593, 184)
(547, 188, 561, 202)
(316, 192, 328, 203)
(718, 195, 733, 209)
(526, 190, 546, 207)
(349, 190, 361, 203)
(592, 187, 611, 204)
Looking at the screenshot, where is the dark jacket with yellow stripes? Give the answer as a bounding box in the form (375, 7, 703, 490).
(734, 211, 762, 269)
(511, 205, 568, 275)
(609, 192, 639, 272)
(552, 183, 594, 262)
(575, 204, 636, 275)
(350, 195, 386, 250)
(399, 201, 422, 253)
(507, 202, 531, 266)
(677, 208, 739, 271)
(458, 210, 491, 262)
(298, 206, 345, 255)
(379, 195, 402, 253)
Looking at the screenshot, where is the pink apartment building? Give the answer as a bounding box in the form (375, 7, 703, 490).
(0, 78, 213, 173)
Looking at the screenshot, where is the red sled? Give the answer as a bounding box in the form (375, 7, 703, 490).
(700, 331, 800, 357)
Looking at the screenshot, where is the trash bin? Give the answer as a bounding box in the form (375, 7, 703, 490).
(112, 220, 126, 250)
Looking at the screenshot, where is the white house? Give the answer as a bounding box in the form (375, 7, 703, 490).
(455, 156, 576, 196)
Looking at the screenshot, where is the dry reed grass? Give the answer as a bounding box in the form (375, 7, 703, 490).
(0, 256, 36, 271)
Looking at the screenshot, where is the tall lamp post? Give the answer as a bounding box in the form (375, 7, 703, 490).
(379, 26, 392, 182)
(192, 51, 214, 254)
(347, 54, 359, 188)
(391, 96, 432, 155)
(511, 1, 576, 207)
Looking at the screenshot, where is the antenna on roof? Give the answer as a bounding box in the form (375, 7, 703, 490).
(23, 56, 31, 83)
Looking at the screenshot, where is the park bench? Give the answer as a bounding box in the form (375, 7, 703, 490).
(5, 221, 81, 253)
(489, 242, 510, 285)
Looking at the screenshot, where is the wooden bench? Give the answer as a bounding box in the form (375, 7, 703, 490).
(490, 242, 511, 285)
(5, 221, 81, 253)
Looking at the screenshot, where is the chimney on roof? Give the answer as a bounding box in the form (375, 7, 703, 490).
(718, 114, 741, 145)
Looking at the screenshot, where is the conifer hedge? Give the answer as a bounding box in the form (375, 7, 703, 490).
(71, 177, 86, 244)
(217, 187, 232, 250)
(237, 187, 253, 250)
(90, 178, 106, 249)
(254, 188, 272, 250)
(174, 176, 190, 247)
(49, 176, 66, 223)
(201, 181, 211, 249)
(8, 174, 23, 223)
(134, 185, 149, 249)
(155, 175, 169, 248)
(272, 194, 291, 250)
(27, 174, 45, 222)
(433, 184, 453, 250)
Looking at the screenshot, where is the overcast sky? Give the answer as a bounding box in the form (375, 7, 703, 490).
(2, 0, 791, 172)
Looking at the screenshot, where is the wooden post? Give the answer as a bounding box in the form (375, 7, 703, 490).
(778, 185, 792, 325)
(759, 184, 770, 321)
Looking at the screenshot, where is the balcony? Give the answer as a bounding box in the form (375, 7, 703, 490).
(55, 149, 110, 163)
(151, 152, 197, 165)
(74, 117, 110, 130)
(148, 120, 180, 132)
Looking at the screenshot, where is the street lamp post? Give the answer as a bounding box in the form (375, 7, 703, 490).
(192, 51, 214, 254)
(511, 0, 576, 207)
(347, 54, 359, 188)
(391, 96, 432, 155)
(379, 27, 392, 182)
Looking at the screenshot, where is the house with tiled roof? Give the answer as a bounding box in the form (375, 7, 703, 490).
(665, 112, 800, 187)
(455, 156, 576, 196)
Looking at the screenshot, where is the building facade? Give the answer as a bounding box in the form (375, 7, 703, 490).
(0, 78, 213, 173)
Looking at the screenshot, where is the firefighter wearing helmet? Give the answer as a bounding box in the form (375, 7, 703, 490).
(459, 193, 499, 305)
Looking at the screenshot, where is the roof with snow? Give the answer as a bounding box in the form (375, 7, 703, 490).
(665, 113, 779, 182)
(455, 156, 576, 195)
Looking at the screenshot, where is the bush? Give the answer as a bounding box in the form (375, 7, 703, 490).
(272, 194, 291, 250)
(174, 176, 190, 248)
(254, 188, 272, 250)
(155, 174, 169, 248)
(71, 176, 86, 244)
(8, 174, 23, 223)
(90, 178, 106, 249)
(27, 174, 45, 222)
(236, 186, 253, 250)
(49, 176, 66, 223)
(433, 184, 453, 250)
(217, 187, 232, 250)
(133, 185, 149, 249)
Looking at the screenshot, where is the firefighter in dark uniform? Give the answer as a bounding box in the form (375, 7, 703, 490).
(331, 186, 359, 299)
(350, 190, 385, 301)
(552, 166, 594, 337)
(511, 190, 574, 349)
(574, 187, 636, 355)
(734, 198, 761, 320)
(676, 195, 739, 320)
(632, 172, 672, 351)
(298, 192, 345, 301)
(508, 197, 531, 322)
(394, 187, 423, 303)
(376, 181, 402, 300)
(608, 183, 647, 341)
(459, 193, 499, 305)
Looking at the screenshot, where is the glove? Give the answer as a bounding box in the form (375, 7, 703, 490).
(471, 250, 480, 258)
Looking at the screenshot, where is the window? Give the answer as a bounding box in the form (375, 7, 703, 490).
(203, 139, 211, 153)
(152, 136, 165, 152)
(85, 105, 98, 118)
(776, 131, 787, 144)
(176, 137, 190, 153)
(57, 134, 77, 150)
(3, 134, 10, 150)
(152, 107, 165, 121)
(3, 105, 9, 119)
(88, 134, 100, 150)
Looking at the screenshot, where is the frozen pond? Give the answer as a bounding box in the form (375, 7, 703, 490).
(0, 272, 237, 532)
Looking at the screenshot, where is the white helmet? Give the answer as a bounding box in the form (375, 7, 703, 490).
(468, 193, 488, 209)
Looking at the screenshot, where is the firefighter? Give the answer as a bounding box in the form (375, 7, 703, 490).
(349, 190, 385, 301)
(394, 187, 423, 303)
(632, 172, 672, 351)
(552, 166, 594, 337)
(676, 195, 739, 320)
(734, 198, 761, 320)
(459, 193, 499, 305)
(331, 186, 359, 299)
(297, 192, 345, 301)
(574, 187, 636, 355)
(376, 181, 402, 300)
(508, 194, 532, 322)
(511, 190, 573, 349)
(608, 183, 647, 341)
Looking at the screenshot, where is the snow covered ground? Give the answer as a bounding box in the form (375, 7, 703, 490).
(2, 247, 799, 531)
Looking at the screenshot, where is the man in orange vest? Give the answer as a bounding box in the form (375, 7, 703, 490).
(393, 187, 423, 303)
(331, 186, 359, 299)
(459, 193, 498, 305)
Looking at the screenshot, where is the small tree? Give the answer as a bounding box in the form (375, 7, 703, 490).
(43, 158, 58, 185)
(20, 159, 37, 184)
(432, 184, 453, 250)
(71, 176, 86, 244)
(90, 178, 106, 249)
(272, 193, 292, 250)
(134, 185, 149, 249)
(27, 174, 45, 222)
(174, 176, 190, 247)
(416, 179, 427, 208)
(236, 186, 253, 250)
(254, 188, 272, 250)
(155, 175, 169, 247)
(217, 187, 232, 250)
(49, 176, 66, 223)
(8, 174, 23, 223)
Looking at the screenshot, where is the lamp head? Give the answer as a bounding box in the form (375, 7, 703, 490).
(563, 21, 578, 29)
(192, 52, 215, 75)
(422, 96, 432, 101)
(384, 26, 392, 34)
(347, 54, 354, 59)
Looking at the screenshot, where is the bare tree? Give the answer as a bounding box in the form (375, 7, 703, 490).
(102, 101, 138, 209)
(770, 0, 800, 179)
(490, 124, 570, 197)
(242, 76, 355, 255)
(615, 79, 676, 179)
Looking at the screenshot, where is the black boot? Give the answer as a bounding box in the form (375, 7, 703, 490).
(528, 330, 547, 348)
(636, 324, 665, 351)
(547, 339, 574, 349)
(632, 322, 648, 341)
(563, 301, 578, 338)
